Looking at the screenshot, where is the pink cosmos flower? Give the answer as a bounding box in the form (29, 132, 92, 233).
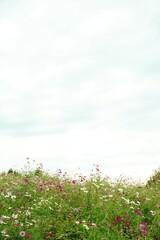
(24, 233, 32, 238)
(125, 221, 131, 227)
(140, 227, 148, 235)
(136, 209, 142, 215)
(139, 222, 148, 235)
(140, 222, 147, 228)
(23, 179, 29, 183)
(116, 216, 123, 222)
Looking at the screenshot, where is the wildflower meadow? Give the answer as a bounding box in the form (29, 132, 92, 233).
(0, 161, 159, 239)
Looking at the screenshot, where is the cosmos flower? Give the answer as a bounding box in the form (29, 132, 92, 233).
(19, 231, 26, 237)
(116, 216, 123, 222)
(125, 221, 131, 227)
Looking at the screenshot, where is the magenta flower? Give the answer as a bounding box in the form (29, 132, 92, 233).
(72, 180, 76, 184)
(116, 216, 123, 222)
(23, 178, 29, 184)
(125, 221, 131, 227)
(140, 227, 148, 235)
(140, 222, 147, 228)
(59, 185, 63, 192)
(136, 209, 142, 215)
(139, 222, 148, 235)
(24, 233, 32, 239)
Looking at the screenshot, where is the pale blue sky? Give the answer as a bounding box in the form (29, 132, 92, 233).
(0, 0, 160, 181)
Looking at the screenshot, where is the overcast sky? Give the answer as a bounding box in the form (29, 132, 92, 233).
(0, 0, 160, 181)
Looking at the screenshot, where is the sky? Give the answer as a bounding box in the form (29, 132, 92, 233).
(0, 0, 160, 182)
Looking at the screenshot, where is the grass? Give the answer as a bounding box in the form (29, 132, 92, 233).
(0, 161, 160, 239)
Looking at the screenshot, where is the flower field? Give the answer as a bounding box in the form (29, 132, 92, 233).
(0, 162, 159, 239)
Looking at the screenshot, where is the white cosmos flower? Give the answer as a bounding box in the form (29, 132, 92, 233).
(19, 231, 26, 237)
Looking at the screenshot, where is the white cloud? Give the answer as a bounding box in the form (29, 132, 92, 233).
(0, 67, 34, 90)
(0, 20, 18, 49)
(28, 0, 49, 18)
(80, 10, 120, 35)
(79, 7, 142, 37)
(34, 56, 96, 81)
(53, 37, 75, 52)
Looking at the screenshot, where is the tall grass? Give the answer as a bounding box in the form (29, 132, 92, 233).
(0, 162, 159, 239)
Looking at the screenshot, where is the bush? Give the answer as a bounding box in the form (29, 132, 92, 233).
(7, 168, 20, 176)
(146, 167, 160, 187)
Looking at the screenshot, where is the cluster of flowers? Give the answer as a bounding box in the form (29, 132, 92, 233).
(116, 215, 149, 236)
(19, 231, 32, 238)
(116, 215, 131, 228)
